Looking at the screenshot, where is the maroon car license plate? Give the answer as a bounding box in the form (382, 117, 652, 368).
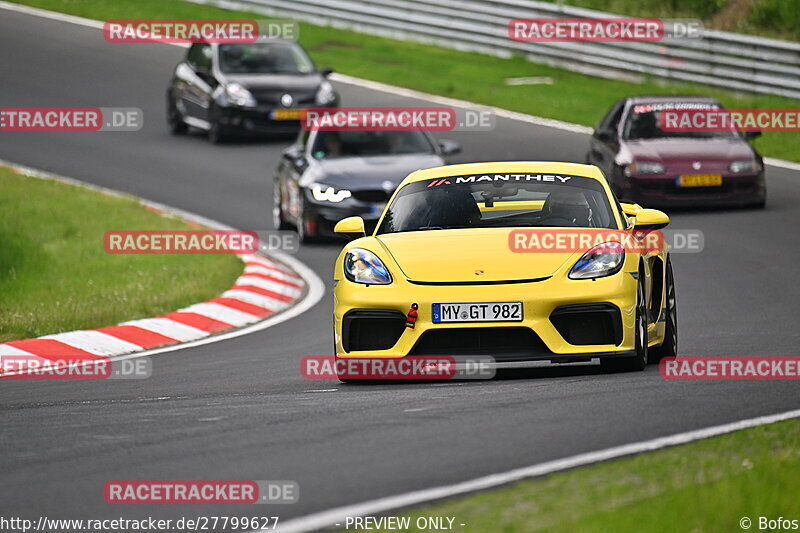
(679, 174, 723, 187)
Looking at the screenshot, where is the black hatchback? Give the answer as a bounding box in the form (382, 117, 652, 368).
(167, 39, 339, 143)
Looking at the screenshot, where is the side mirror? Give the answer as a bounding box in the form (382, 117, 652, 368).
(438, 139, 461, 156)
(596, 130, 614, 143)
(282, 146, 306, 167)
(633, 208, 670, 230)
(334, 216, 366, 237)
(744, 131, 761, 140)
(620, 202, 642, 217)
(320, 67, 334, 77)
(193, 65, 213, 81)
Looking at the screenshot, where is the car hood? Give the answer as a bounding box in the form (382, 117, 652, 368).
(304, 154, 445, 190)
(621, 137, 754, 164)
(377, 229, 577, 283)
(221, 73, 323, 92)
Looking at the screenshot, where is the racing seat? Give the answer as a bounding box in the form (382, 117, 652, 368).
(424, 189, 482, 229)
(542, 191, 593, 227)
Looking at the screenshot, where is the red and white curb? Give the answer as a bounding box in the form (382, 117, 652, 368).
(0, 159, 322, 373)
(0, 254, 305, 367)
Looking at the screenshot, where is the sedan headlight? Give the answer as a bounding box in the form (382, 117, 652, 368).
(311, 183, 352, 203)
(729, 160, 761, 173)
(225, 83, 256, 107)
(624, 161, 665, 176)
(569, 241, 625, 280)
(344, 248, 392, 285)
(315, 81, 336, 105)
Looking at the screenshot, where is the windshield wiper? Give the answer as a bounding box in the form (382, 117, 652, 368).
(415, 226, 444, 231)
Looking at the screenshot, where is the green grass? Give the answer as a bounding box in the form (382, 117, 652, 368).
(10, 0, 800, 162)
(0, 168, 243, 342)
(539, 0, 726, 19)
(528, 0, 800, 42)
(382, 418, 800, 532)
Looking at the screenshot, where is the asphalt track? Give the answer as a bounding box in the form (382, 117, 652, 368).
(1, 8, 800, 529)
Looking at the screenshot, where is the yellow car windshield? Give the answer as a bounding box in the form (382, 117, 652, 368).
(377, 173, 617, 234)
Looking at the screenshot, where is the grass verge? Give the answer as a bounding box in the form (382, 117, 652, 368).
(534, 0, 800, 43)
(386, 417, 800, 532)
(0, 167, 243, 342)
(8, 0, 800, 162)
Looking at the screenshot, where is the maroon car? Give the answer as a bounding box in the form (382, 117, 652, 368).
(587, 96, 765, 208)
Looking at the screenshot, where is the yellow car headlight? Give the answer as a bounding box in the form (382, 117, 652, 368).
(344, 248, 392, 285)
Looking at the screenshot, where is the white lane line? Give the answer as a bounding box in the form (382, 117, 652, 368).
(121, 318, 210, 342)
(222, 289, 286, 311)
(2, 1, 800, 173)
(764, 157, 800, 172)
(181, 302, 261, 327)
(329, 72, 594, 135)
(272, 408, 800, 533)
(235, 276, 303, 298)
(40, 330, 143, 356)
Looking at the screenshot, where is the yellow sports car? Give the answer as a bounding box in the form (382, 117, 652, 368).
(332, 162, 677, 378)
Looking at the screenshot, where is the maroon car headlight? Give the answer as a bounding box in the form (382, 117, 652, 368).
(729, 160, 761, 173)
(624, 161, 664, 176)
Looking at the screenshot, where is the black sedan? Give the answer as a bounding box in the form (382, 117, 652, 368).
(273, 129, 461, 241)
(167, 39, 339, 143)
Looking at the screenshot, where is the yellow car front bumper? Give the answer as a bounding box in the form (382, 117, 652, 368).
(334, 269, 640, 361)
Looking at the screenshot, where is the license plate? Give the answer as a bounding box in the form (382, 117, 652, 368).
(271, 109, 305, 121)
(678, 174, 722, 187)
(432, 302, 523, 323)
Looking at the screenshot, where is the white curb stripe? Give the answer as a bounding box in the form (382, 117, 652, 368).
(121, 318, 210, 342)
(243, 265, 304, 284)
(235, 276, 303, 297)
(181, 303, 262, 327)
(0, 344, 38, 356)
(40, 331, 143, 356)
(222, 290, 287, 311)
(244, 261, 298, 278)
(273, 408, 800, 533)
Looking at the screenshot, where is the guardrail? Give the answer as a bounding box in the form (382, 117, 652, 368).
(208, 0, 800, 100)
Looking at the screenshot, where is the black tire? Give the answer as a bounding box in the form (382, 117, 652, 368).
(208, 118, 229, 144)
(650, 258, 677, 362)
(295, 199, 318, 244)
(272, 182, 290, 230)
(207, 106, 230, 144)
(602, 274, 648, 372)
(166, 95, 187, 135)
